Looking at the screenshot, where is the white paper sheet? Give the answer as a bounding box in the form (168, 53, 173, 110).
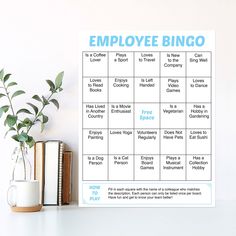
(79, 31, 215, 207)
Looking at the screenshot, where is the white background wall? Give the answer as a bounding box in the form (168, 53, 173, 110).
(0, 0, 235, 203)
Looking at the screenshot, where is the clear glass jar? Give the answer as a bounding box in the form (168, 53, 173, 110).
(11, 142, 32, 181)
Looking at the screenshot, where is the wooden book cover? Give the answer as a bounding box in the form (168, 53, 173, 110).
(34, 141, 45, 205)
(62, 151, 72, 204)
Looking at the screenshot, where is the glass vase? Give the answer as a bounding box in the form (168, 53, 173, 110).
(11, 142, 32, 181)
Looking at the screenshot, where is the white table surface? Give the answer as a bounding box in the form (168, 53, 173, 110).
(0, 200, 235, 236)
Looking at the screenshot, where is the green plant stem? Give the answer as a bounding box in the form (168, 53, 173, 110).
(3, 82, 16, 117)
(26, 91, 54, 134)
(2, 81, 21, 136)
(2, 81, 27, 180)
(12, 148, 19, 180)
(20, 142, 26, 180)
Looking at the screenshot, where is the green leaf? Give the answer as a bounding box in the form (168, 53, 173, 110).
(4, 127, 16, 138)
(42, 114, 48, 123)
(55, 71, 64, 89)
(17, 122, 26, 131)
(6, 114, 17, 127)
(23, 118, 33, 127)
(0, 105, 10, 118)
(32, 95, 42, 103)
(16, 108, 33, 115)
(41, 122, 45, 132)
(0, 69, 4, 81)
(3, 74, 11, 83)
(27, 103, 38, 115)
(11, 90, 25, 99)
(7, 82, 17, 88)
(46, 80, 55, 91)
(59, 88, 63, 92)
(4, 117, 7, 126)
(11, 135, 19, 142)
(0, 93, 6, 99)
(42, 96, 49, 105)
(26, 136, 35, 148)
(1, 105, 9, 112)
(17, 133, 29, 142)
(50, 99, 59, 109)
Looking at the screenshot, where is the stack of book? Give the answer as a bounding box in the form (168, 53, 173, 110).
(34, 140, 72, 206)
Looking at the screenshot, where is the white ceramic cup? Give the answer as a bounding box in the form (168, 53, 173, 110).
(7, 180, 39, 207)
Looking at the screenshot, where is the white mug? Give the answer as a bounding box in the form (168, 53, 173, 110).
(7, 180, 39, 207)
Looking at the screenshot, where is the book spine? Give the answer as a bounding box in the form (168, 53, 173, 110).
(62, 151, 72, 204)
(42, 143, 45, 204)
(58, 142, 64, 206)
(34, 142, 45, 205)
(34, 143, 36, 180)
